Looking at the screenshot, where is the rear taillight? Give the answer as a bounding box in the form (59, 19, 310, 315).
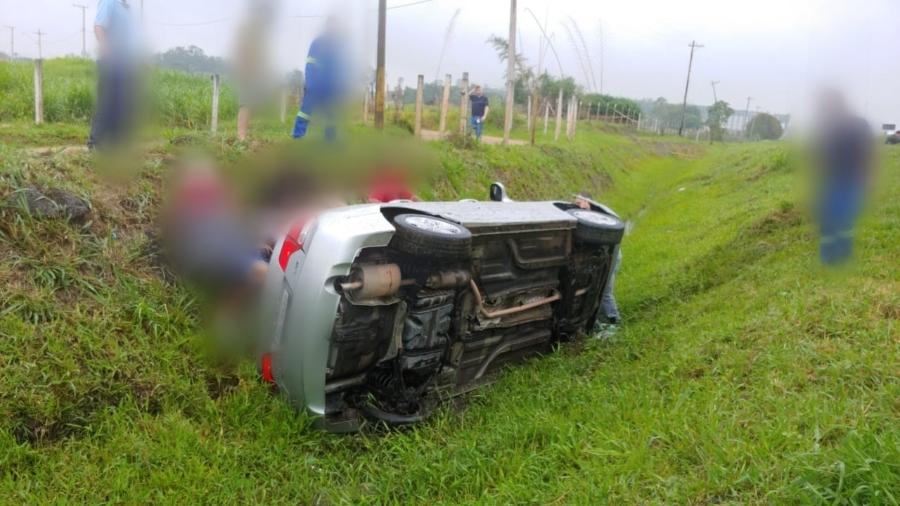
(277, 217, 313, 271)
(260, 352, 275, 383)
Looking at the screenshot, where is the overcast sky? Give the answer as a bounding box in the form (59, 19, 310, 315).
(3, 0, 898, 129)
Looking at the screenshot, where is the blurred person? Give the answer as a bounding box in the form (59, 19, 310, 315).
(576, 192, 620, 325)
(468, 85, 490, 141)
(163, 162, 267, 296)
(366, 166, 418, 203)
(292, 17, 346, 141)
(89, 0, 140, 150)
(233, 0, 277, 142)
(812, 89, 876, 265)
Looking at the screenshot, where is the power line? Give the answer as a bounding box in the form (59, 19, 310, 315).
(153, 0, 436, 26)
(678, 40, 703, 136)
(387, 0, 435, 10)
(152, 17, 231, 27)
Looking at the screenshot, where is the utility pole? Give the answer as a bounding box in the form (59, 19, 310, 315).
(374, 0, 387, 129)
(503, 0, 517, 145)
(710, 80, 719, 103)
(73, 4, 88, 58)
(141, 0, 145, 25)
(34, 30, 43, 60)
(743, 96, 753, 138)
(4, 26, 13, 60)
(678, 40, 703, 136)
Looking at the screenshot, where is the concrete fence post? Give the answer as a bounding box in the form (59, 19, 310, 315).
(554, 89, 563, 142)
(210, 74, 220, 134)
(33, 60, 43, 125)
(439, 73, 451, 137)
(526, 95, 532, 132)
(543, 101, 549, 135)
(414, 74, 424, 138)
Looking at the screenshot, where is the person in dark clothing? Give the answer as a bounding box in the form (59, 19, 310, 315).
(89, 0, 139, 151)
(293, 17, 345, 141)
(813, 89, 875, 265)
(468, 85, 490, 141)
(575, 192, 621, 325)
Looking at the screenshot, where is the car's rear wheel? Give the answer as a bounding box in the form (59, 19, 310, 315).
(567, 208, 625, 245)
(390, 213, 472, 258)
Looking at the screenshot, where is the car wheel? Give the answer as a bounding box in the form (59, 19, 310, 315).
(567, 208, 625, 245)
(391, 213, 472, 258)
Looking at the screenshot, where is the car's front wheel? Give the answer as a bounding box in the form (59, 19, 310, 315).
(390, 213, 472, 258)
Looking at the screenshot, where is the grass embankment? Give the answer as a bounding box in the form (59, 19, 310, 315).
(0, 124, 897, 503)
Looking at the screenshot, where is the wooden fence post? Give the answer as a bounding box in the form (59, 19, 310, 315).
(33, 60, 43, 125)
(414, 74, 424, 138)
(210, 74, 220, 134)
(554, 89, 563, 141)
(439, 73, 451, 137)
(459, 72, 469, 134)
(637, 113, 642, 131)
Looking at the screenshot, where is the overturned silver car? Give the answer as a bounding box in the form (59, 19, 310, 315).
(257, 185, 624, 431)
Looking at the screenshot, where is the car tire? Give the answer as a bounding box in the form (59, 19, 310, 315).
(391, 213, 472, 258)
(567, 208, 625, 245)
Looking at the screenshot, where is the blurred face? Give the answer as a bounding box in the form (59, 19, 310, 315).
(474, 86, 483, 96)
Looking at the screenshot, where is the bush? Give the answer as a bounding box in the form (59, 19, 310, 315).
(746, 112, 784, 140)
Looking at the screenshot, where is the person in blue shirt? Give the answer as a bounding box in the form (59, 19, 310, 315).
(292, 18, 345, 141)
(813, 89, 875, 265)
(89, 0, 139, 150)
(468, 85, 490, 141)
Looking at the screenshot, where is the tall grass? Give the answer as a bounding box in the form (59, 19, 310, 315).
(0, 58, 236, 128)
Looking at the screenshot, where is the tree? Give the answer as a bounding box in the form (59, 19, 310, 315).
(582, 93, 641, 119)
(706, 100, 734, 142)
(537, 73, 577, 101)
(647, 97, 701, 132)
(154, 46, 228, 75)
(746, 113, 784, 140)
(486, 35, 533, 104)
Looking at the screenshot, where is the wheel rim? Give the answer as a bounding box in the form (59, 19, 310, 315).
(405, 215, 464, 235)
(572, 210, 619, 227)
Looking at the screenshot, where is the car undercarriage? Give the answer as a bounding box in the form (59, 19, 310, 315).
(306, 201, 623, 431)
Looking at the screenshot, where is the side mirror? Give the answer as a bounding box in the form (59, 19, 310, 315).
(490, 182, 512, 202)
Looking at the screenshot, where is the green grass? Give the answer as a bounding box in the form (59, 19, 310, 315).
(0, 58, 237, 128)
(0, 114, 897, 503)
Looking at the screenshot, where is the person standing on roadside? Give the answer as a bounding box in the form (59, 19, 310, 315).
(813, 89, 876, 265)
(233, 0, 277, 142)
(468, 85, 489, 141)
(89, 0, 140, 150)
(292, 16, 345, 141)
